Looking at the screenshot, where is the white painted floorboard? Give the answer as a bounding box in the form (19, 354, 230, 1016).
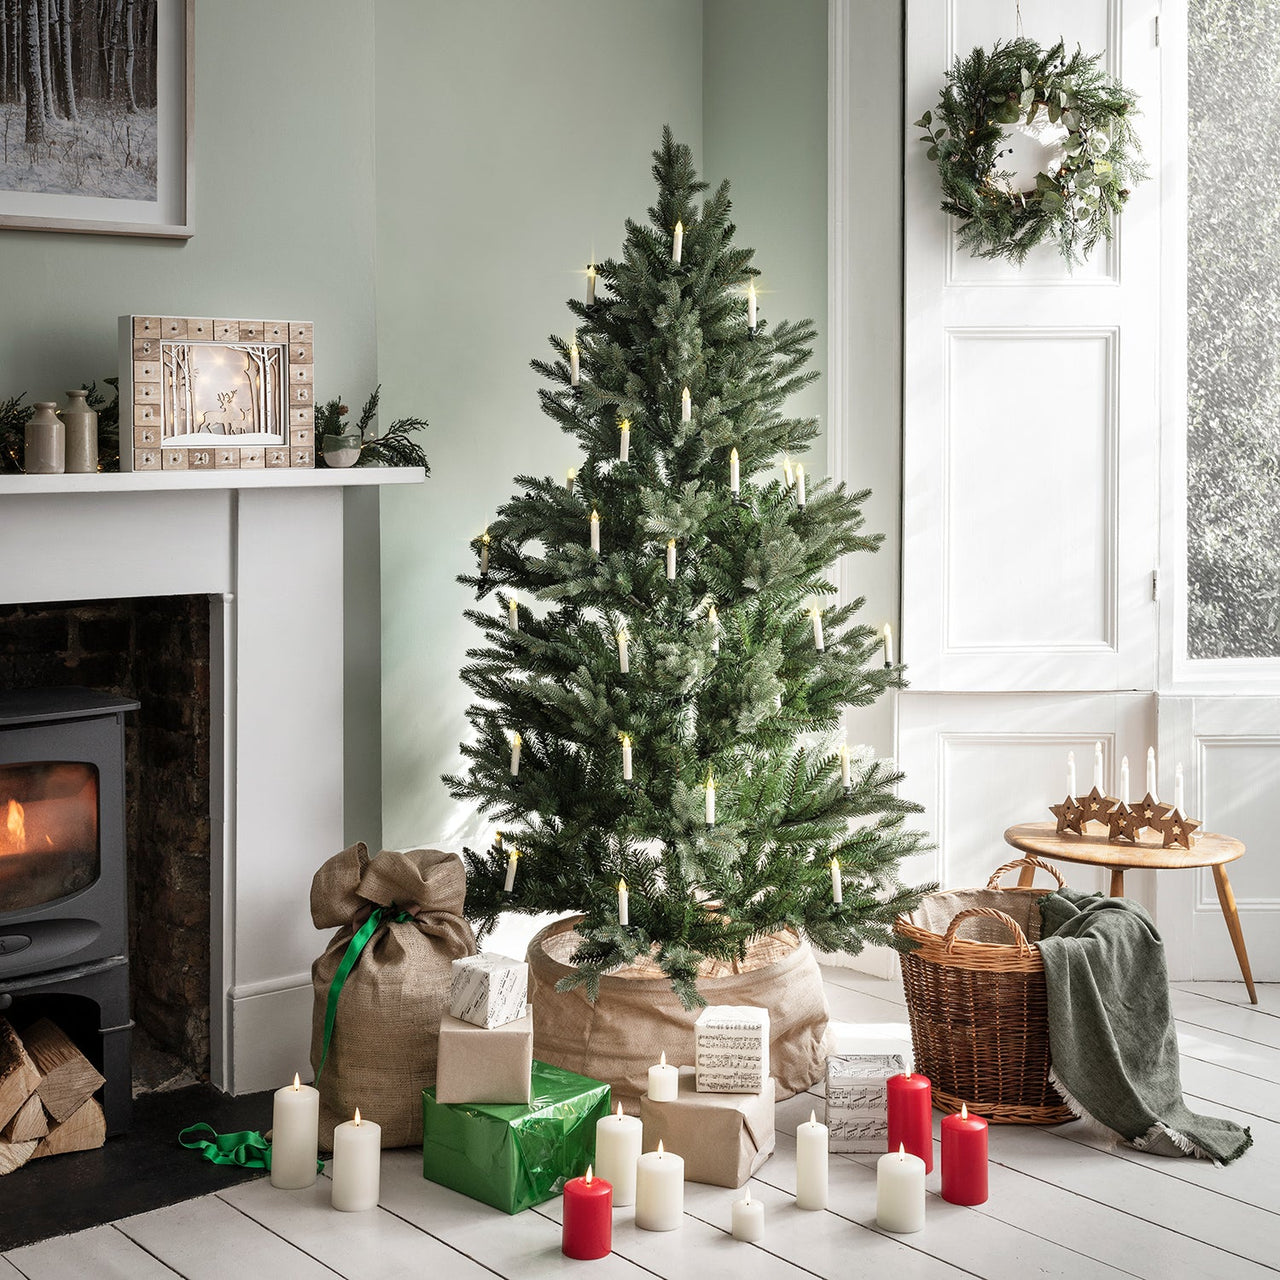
(2, 971, 1274, 1280)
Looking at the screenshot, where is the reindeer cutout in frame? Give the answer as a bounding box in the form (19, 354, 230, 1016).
(198, 390, 248, 435)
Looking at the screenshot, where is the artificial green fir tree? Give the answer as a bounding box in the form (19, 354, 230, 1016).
(446, 128, 927, 1007)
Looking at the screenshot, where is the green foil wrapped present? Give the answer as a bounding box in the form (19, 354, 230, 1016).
(422, 1059, 611, 1214)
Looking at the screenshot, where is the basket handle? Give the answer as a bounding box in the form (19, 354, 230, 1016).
(943, 907, 1033, 956)
(986, 855, 1066, 891)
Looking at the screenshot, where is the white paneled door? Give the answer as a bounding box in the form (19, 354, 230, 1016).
(902, 0, 1162, 692)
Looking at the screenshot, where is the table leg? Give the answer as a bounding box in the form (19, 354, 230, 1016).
(1017, 863, 1036, 888)
(1211, 864, 1258, 1005)
(1109, 869, 1125, 898)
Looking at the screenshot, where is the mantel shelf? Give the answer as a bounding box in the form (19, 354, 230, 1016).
(0, 467, 425, 496)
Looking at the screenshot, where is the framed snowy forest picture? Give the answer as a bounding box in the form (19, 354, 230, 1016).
(118, 316, 315, 471)
(0, 0, 191, 237)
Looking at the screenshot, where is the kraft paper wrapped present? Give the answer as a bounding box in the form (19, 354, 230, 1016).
(435, 1010, 534, 1105)
(422, 1060, 610, 1214)
(825, 1052, 908, 1153)
(450, 952, 529, 1029)
(640, 1067, 775, 1188)
(694, 1005, 770, 1093)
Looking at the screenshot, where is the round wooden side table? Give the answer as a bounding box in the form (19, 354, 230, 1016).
(1003, 821, 1257, 1004)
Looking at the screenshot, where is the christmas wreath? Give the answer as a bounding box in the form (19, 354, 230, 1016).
(917, 38, 1146, 267)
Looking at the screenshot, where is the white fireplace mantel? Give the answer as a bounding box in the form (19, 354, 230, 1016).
(0, 467, 423, 1093)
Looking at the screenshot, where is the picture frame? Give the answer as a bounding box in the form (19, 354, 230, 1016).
(0, 0, 193, 239)
(118, 316, 315, 472)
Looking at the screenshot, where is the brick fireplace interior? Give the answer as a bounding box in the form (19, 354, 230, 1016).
(0, 597, 212, 1089)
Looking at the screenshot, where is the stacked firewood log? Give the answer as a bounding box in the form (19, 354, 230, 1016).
(0, 1016, 106, 1174)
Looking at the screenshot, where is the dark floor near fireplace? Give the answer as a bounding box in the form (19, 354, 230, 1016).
(0, 1084, 273, 1251)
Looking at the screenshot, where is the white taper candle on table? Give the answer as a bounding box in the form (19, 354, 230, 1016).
(876, 1143, 926, 1233)
(594, 1104, 642, 1206)
(635, 1141, 684, 1231)
(1119, 756, 1130, 805)
(1093, 741, 1104, 790)
(794, 1110, 829, 1210)
(1175, 762, 1185, 814)
(1067, 750, 1077, 798)
(731, 1187, 764, 1242)
(1147, 746, 1158, 802)
(330, 1108, 381, 1211)
(270, 1073, 319, 1190)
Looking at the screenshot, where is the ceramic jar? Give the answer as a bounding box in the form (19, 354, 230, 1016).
(24, 402, 65, 474)
(323, 430, 362, 468)
(61, 389, 99, 474)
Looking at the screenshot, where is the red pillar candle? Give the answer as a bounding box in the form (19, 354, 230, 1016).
(887, 1072, 933, 1173)
(562, 1165, 613, 1260)
(940, 1103, 988, 1206)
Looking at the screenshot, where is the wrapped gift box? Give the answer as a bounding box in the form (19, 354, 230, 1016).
(450, 952, 529, 1029)
(435, 1010, 534, 1105)
(826, 1020, 913, 1070)
(825, 1052, 908, 1152)
(640, 1066, 775, 1188)
(422, 1060, 610, 1214)
(694, 1005, 770, 1093)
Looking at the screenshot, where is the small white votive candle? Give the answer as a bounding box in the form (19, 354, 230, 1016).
(647, 1050, 679, 1102)
(330, 1108, 381, 1212)
(731, 1186, 765, 1242)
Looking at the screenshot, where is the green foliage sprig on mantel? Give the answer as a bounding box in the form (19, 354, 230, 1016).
(315, 385, 431, 470)
(918, 38, 1146, 267)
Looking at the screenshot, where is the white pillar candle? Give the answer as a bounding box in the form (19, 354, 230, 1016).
(647, 1051, 679, 1102)
(673, 220, 684, 264)
(510, 732, 522, 777)
(830, 858, 842, 906)
(635, 1141, 684, 1231)
(730, 447, 740, 497)
(617, 629, 629, 673)
(569, 341, 580, 387)
(681, 386, 691, 422)
(876, 1144, 926, 1233)
(508, 598, 519, 632)
(621, 734, 633, 782)
(795, 1111, 829, 1210)
(330, 1108, 381, 1212)
(747, 280, 757, 329)
(731, 1187, 765, 1242)
(883, 622, 894, 666)
(666, 539, 676, 581)
(1093, 741, 1104, 791)
(839, 743, 851, 789)
(1120, 756, 1130, 805)
(269, 1073, 319, 1190)
(618, 878, 629, 926)
(705, 773, 716, 826)
(811, 608, 825, 652)
(587, 264, 597, 304)
(1067, 750, 1077, 798)
(796, 464, 806, 508)
(595, 1105, 643, 1207)
(1175, 762, 1185, 814)
(480, 530, 490, 576)
(1147, 746, 1158, 801)
(503, 847, 518, 893)
(708, 604, 720, 654)
(566, 467, 576, 494)
(619, 418, 630, 463)
(590, 509, 600, 554)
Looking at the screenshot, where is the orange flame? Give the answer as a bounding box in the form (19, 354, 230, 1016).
(4, 799, 23, 852)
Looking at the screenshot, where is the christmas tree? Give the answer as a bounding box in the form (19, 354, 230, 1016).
(446, 128, 927, 1007)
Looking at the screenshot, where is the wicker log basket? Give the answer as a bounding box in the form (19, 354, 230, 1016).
(894, 855, 1074, 1125)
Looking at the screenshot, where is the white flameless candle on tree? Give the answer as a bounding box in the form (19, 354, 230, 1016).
(569, 340, 580, 387)
(647, 1051, 679, 1102)
(621, 733, 633, 781)
(730, 447, 740, 497)
(705, 772, 716, 826)
(618, 878, 629, 926)
(1147, 746, 1158, 801)
(673, 220, 684, 264)
(783, 455, 794, 487)
(681, 386, 691, 422)
(617, 628, 629, 673)
(590, 508, 600, 554)
(830, 857, 842, 906)
(270, 1073, 319, 1190)
(1175, 762, 1185, 813)
(566, 467, 576, 494)
(1120, 756, 1130, 805)
(480, 530, 490, 576)
(810, 607, 825, 652)
(330, 1108, 381, 1212)
(508, 597, 519, 632)
(510, 732, 522, 777)
(1067, 750, 1077, 798)
(1093, 741, 1104, 791)
(666, 539, 676, 580)
(503, 847, 519, 893)
(619, 418, 630, 463)
(747, 280, 757, 330)
(795, 1111, 829, 1210)
(708, 604, 720, 653)
(796, 464, 807, 508)
(587, 264, 597, 304)
(839, 743, 851, 789)
(883, 622, 894, 666)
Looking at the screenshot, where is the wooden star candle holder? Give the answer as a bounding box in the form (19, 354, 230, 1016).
(1048, 794, 1200, 848)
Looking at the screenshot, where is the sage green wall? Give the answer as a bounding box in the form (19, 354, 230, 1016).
(375, 0, 704, 849)
(0, 0, 385, 849)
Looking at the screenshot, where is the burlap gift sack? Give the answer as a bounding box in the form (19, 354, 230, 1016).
(310, 843, 476, 1150)
(528, 917, 828, 1106)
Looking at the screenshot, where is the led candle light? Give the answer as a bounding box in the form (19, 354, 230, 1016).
(1120, 755, 1130, 805)
(1067, 750, 1077, 798)
(269, 1073, 319, 1190)
(876, 1144, 926, 1233)
(480, 529, 490, 576)
(783, 456, 794, 487)
(510, 732, 522, 778)
(647, 1051, 679, 1102)
(731, 1187, 765, 1242)
(672, 220, 684, 264)
(595, 1104, 643, 1206)
(621, 733, 633, 782)
(666, 538, 677, 580)
(839, 743, 851, 789)
(619, 418, 630, 463)
(634, 1141, 684, 1231)
(562, 1165, 613, 1260)
(587, 263, 597, 304)
(1175, 762, 1185, 813)
(569, 340, 580, 387)
(590, 508, 600, 554)
(886, 1071, 933, 1172)
(566, 467, 577, 494)
(617, 628, 630, 673)
(493, 830, 503, 853)
(1147, 746, 1158, 801)
(810, 607, 825, 652)
(1093, 740, 1105, 791)
(681, 386, 691, 422)
(940, 1103, 988, 1206)
(747, 280, 757, 330)
(330, 1108, 381, 1212)
(730, 447, 740, 497)
(708, 604, 720, 654)
(508, 597, 519, 632)
(705, 772, 716, 826)
(618, 878, 629, 927)
(503, 846, 519, 893)
(830, 857, 843, 906)
(795, 1110, 829, 1210)
(796, 464, 807, 508)
(883, 622, 894, 667)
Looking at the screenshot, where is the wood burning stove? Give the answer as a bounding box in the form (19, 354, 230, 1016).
(0, 688, 138, 1135)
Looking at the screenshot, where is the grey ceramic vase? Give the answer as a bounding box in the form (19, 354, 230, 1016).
(61, 389, 99, 474)
(24, 402, 65, 474)
(323, 430, 362, 468)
